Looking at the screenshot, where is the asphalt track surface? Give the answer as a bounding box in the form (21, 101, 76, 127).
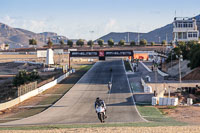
(0, 59, 145, 126)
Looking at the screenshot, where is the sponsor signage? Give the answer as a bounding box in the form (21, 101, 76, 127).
(70, 50, 133, 57)
(37, 50, 47, 57)
(54, 49, 64, 54)
(105, 50, 133, 56)
(70, 51, 99, 57)
(99, 51, 105, 57)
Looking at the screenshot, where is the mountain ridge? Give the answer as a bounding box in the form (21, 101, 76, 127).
(98, 14, 200, 43)
(0, 23, 67, 48)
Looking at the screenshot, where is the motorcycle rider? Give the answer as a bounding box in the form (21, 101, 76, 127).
(94, 97, 107, 118)
(108, 81, 112, 93)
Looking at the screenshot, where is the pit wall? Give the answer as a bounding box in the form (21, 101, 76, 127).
(0, 70, 74, 111)
(147, 82, 200, 97)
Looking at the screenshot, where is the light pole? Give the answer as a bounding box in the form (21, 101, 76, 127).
(170, 50, 174, 68)
(178, 54, 183, 89)
(89, 30, 94, 50)
(127, 32, 130, 43)
(138, 33, 140, 45)
(154, 62, 158, 96)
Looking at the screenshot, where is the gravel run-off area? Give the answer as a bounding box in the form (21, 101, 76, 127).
(1, 126, 200, 133)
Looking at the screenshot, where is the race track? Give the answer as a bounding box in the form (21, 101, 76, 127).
(0, 59, 145, 126)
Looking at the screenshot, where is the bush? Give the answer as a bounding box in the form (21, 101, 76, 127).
(108, 39, 114, 47)
(130, 41, 136, 46)
(97, 39, 104, 47)
(76, 39, 84, 47)
(140, 39, 147, 46)
(118, 40, 125, 46)
(13, 69, 40, 87)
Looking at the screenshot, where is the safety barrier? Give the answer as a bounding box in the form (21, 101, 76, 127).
(0, 69, 74, 111)
(152, 97, 178, 106)
(157, 68, 169, 77)
(141, 78, 152, 93)
(140, 62, 152, 72)
(14, 61, 43, 65)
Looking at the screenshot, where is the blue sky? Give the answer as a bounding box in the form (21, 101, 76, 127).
(1, 0, 200, 40)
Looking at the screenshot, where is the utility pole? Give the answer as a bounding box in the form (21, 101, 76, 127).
(138, 33, 140, 45)
(128, 32, 130, 43)
(89, 30, 94, 50)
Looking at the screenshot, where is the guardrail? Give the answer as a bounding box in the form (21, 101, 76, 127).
(140, 62, 152, 72)
(141, 78, 152, 93)
(14, 61, 43, 65)
(0, 69, 75, 111)
(157, 68, 169, 77)
(128, 60, 134, 71)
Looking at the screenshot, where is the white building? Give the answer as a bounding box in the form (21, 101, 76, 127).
(173, 17, 199, 43)
(0, 43, 9, 50)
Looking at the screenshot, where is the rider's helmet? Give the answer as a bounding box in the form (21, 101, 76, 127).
(96, 97, 100, 101)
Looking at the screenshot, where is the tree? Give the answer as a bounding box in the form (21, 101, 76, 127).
(47, 38, 53, 48)
(13, 70, 28, 87)
(188, 44, 200, 62)
(151, 42, 155, 46)
(67, 40, 73, 47)
(139, 39, 147, 46)
(161, 40, 167, 46)
(130, 41, 136, 46)
(107, 39, 114, 47)
(76, 39, 84, 47)
(87, 40, 94, 47)
(189, 49, 200, 69)
(59, 40, 65, 48)
(177, 41, 185, 46)
(29, 69, 40, 81)
(97, 39, 104, 47)
(173, 47, 181, 57)
(5, 43, 9, 47)
(118, 40, 125, 46)
(29, 39, 37, 46)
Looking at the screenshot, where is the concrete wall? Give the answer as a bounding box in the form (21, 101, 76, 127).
(0, 97, 20, 110)
(147, 82, 200, 96)
(0, 70, 74, 111)
(133, 93, 154, 103)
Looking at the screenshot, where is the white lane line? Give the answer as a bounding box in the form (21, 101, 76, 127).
(122, 59, 148, 122)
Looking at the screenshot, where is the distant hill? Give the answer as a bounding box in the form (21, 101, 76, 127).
(0, 23, 68, 48)
(97, 32, 145, 43)
(98, 14, 200, 43)
(98, 24, 173, 44)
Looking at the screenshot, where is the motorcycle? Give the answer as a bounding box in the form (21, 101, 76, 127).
(96, 105, 106, 123)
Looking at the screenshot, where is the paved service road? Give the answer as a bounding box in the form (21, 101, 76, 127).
(0, 59, 145, 126)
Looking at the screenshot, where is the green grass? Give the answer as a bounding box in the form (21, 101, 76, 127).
(0, 121, 188, 130)
(136, 105, 187, 126)
(0, 65, 93, 123)
(124, 60, 132, 72)
(0, 105, 187, 130)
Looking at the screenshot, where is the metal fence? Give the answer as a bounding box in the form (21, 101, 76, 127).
(17, 81, 37, 96)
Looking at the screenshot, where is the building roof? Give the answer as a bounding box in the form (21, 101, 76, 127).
(182, 67, 200, 80)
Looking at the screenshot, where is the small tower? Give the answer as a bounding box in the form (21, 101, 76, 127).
(46, 38, 54, 65)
